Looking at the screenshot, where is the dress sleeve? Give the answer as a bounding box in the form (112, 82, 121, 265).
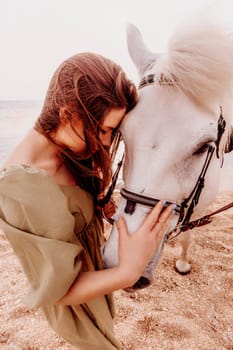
(0, 165, 84, 307)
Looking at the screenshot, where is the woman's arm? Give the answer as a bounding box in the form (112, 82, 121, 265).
(57, 201, 174, 306)
(56, 266, 131, 306)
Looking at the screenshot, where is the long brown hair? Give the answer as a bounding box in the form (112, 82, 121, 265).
(35, 52, 137, 201)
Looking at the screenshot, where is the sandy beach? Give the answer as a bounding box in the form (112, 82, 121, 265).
(0, 152, 232, 349)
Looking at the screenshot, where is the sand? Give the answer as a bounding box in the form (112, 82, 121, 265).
(0, 161, 233, 350)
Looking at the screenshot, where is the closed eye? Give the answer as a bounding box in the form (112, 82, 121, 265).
(100, 127, 118, 136)
(99, 127, 119, 144)
(100, 128, 107, 135)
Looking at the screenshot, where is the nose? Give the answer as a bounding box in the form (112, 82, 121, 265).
(99, 132, 112, 147)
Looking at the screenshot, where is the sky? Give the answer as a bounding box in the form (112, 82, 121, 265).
(0, 0, 232, 100)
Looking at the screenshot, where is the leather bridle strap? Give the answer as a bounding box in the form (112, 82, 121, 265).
(139, 73, 176, 88)
(121, 187, 159, 207)
(120, 187, 182, 215)
(178, 145, 215, 227)
(120, 188, 181, 215)
(97, 154, 124, 208)
(180, 201, 233, 232)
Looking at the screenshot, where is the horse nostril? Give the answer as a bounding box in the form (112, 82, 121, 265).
(124, 276, 151, 292)
(132, 276, 151, 289)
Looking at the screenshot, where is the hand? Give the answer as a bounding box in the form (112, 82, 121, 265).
(115, 201, 175, 286)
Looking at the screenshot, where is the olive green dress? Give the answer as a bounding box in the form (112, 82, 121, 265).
(0, 164, 121, 350)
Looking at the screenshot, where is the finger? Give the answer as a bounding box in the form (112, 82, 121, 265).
(151, 203, 176, 230)
(141, 200, 164, 229)
(158, 203, 175, 223)
(115, 216, 128, 237)
(115, 216, 130, 250)
(152, 211, 174, 242)
(142, 200, 170, 230)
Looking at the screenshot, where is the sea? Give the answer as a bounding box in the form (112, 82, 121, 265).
(0, 100, 43, 165)
(0, 100, 232, 192)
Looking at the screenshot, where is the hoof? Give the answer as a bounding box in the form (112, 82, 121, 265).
(175, 259, 191, 275)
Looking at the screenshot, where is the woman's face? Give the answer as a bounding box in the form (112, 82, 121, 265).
(56, 107, 126, 154)
(99, 107, 126, 147)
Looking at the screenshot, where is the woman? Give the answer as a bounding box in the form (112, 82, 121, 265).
(0, 52, 174, 349)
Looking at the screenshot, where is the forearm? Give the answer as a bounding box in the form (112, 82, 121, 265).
(57, 266, 135, 306)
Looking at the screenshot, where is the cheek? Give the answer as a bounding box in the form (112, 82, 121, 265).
(99, 132, 112, 146)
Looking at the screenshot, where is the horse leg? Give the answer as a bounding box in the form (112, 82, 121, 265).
(175, 230, 192, 274)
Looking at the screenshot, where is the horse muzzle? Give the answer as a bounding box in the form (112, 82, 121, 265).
(101, 199, 180, 292)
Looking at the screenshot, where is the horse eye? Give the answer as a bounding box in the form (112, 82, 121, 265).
(194, 143, 211, 155)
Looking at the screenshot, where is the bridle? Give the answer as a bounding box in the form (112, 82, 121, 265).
(101, 74, 233, 239)
(121, 144, 215, 240)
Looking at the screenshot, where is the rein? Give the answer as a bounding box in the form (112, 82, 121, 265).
(101, 73, 233, 239)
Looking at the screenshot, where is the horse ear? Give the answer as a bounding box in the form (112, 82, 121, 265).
(126, 23, 157, 76)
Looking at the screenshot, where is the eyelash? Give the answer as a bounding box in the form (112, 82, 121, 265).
(100, 128, 118, 136)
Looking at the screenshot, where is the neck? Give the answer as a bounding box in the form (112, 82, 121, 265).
(3, 128, 63, 176)
(28, 128, 64, 174)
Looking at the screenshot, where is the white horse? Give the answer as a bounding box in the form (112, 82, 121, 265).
(102, 19, 233, 290)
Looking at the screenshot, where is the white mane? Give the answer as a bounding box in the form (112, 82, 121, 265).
(148, 20, 233, 149)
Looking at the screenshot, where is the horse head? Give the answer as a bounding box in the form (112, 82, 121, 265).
(102, 20, 233, 291)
